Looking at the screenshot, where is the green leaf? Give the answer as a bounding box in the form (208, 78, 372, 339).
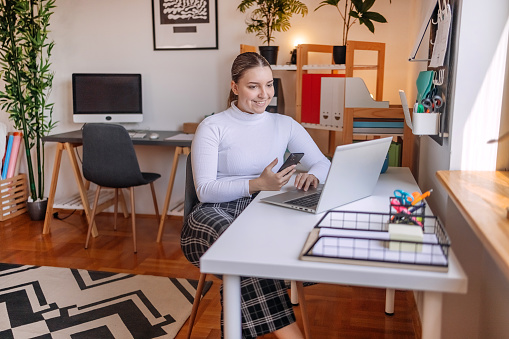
(363, 12, 387, 23)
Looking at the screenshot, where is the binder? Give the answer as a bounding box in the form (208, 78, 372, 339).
(7, 132, 22, 178)
(2, 134, 14, 180)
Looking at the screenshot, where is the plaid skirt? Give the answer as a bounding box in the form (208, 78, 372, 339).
(180, 197, 296, 338)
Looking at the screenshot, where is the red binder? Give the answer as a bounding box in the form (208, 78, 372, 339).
(301, 74, 344, 124)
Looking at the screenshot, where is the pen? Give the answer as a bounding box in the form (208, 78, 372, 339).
(390, 198, 423, 227)
(412, 189, 433, 206)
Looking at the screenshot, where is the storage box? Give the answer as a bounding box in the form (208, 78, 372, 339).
(0, 173, 28, 221)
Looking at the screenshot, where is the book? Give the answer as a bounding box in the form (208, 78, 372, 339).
(13, 138, 24, 177)
(353, 121, 404, 128)
(7, 132, 22, 178)
(353, 127, 404, 134)
(2, 134, 14, 180)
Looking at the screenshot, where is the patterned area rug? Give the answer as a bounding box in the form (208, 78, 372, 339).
(0, 263, 212, 338)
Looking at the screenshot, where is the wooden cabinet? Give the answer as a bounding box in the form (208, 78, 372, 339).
(238, 42, 415, 174)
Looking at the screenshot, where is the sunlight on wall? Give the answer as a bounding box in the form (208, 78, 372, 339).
(461, 18, 509, 170)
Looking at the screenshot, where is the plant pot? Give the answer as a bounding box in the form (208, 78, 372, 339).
(27, 198, 48, 221)
(259, 46, 279, 65)
(332, 45, 347, 65)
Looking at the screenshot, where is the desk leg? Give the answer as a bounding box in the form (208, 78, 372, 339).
(156, 146, 190, 242)
(385, 288, 395, 315)
(223, 274, 242, 339)
(43, 143, 65, 234)
(65, 143, 98, 237)
(422, 291, 443, 339)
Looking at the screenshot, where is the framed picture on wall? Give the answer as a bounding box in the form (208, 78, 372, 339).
(152, 0, 218, 50)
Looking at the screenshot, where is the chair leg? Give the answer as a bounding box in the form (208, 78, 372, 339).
(85, 186, 102, 249)
(149, 182, 160, 223)
(187, 273, 207, 339)
(130, 187, 137, 253)
(113, 188, 118, 231)
(296, 281, 312, 339)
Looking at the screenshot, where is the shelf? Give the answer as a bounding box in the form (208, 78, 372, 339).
(271, 64, 297, 71)
(53, 190, 116, 210)
(436, 170, 509, 279)
(272, 64, 377, 71)
(54, 190, 185, 216)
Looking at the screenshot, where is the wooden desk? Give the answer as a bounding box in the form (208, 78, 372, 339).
(42, 130, 192, 241)
(436, 170, 509, 279)
(201, 168, 467, 339)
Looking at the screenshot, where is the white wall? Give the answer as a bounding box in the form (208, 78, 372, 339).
(0, 0, 418, 213)
(418, 0, 509, 338)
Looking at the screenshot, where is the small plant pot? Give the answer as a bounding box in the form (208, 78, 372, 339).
(332, 45, 347, 65)
(259, 46, 279, 65)
(27, 198, 48, 221)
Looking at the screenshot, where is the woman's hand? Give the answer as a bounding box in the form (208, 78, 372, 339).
(294, 173, 318, 191)
(249, 158, 296, 194)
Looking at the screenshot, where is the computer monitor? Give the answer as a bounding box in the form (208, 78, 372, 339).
(72, 73, 143, 123)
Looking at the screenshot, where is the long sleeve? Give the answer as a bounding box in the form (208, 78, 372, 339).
(191, 104, 331, 203)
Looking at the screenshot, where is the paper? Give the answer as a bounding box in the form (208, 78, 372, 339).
(429, 3, 452, 68)
(399, 90, 413, 130)
(409, 0, 438, 61)
(165, 133, 194, 141)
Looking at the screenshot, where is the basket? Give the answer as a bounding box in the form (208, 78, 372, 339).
(0, 173, 28, 221)
(300, 210, 451, 272)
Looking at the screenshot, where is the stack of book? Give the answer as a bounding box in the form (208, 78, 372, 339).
(1, 131, 24, 181)
(352, 121, 404, 134)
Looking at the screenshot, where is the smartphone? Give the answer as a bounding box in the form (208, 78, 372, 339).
(277, 153, 304, 173)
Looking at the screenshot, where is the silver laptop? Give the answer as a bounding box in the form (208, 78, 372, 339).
(260, 137, 392, 214)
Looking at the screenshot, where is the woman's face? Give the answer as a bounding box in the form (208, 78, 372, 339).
(231, 66, 274, 114)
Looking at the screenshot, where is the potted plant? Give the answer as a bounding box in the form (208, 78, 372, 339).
(0, 0, 57, 220)
(238, 0, 308, 65)
(315, 0, 390, 64)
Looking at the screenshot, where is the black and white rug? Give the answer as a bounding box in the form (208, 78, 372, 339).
(0, 263, 212, 338)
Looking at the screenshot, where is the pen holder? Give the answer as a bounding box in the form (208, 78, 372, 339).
(389, 197, 426, 226)
(412, 112, 440, 135)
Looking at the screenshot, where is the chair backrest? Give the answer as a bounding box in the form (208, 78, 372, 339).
(82, 123, 146, 188)
(183, 154, 199, 224)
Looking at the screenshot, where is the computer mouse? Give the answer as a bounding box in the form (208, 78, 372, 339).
(148, 132, 159, 140)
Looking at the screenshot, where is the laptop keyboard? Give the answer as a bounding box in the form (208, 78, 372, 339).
(285, 192, 320, 208)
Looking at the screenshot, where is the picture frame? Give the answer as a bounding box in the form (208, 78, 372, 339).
(152, 0, 218, 50)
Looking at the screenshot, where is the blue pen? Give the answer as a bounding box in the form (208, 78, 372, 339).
(409, 202, 425, 213)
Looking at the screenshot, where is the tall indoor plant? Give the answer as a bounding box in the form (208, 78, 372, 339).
(0, 0, 57, 220)
(238, 0, 308, 64)
(315, 0, 390, 64)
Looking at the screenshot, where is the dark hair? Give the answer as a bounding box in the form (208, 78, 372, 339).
(227, 52, 272, 107)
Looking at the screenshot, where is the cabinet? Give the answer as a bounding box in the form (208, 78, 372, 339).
(295, 42, 414, 173)
(238, 42, 415, 174)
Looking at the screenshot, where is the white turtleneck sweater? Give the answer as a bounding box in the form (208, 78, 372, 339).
(191, 103, 331, 203)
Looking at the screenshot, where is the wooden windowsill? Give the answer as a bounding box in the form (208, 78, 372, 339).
(436, 170, 509, 279)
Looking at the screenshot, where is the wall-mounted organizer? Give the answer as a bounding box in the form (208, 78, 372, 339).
(409, 0, 462, 144)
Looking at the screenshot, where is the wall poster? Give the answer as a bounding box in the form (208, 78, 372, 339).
(152, 0, 218, 50)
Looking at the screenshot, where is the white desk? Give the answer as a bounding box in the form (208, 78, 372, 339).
(200, 167, 468, 339)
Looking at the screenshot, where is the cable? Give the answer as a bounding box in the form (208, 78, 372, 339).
(53, 210, 77, 220)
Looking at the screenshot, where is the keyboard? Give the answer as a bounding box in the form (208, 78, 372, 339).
(285, 192, 321, 208)
(127, 131, 147, 139)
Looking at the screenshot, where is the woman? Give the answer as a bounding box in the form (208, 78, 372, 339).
(181, 52, 330, 338)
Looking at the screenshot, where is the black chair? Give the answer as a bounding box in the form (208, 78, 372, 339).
(82, 123, 161, 253)
(183, 154, 311, 339)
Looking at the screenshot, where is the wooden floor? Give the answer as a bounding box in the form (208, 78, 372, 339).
(0, 211, 421, 338)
